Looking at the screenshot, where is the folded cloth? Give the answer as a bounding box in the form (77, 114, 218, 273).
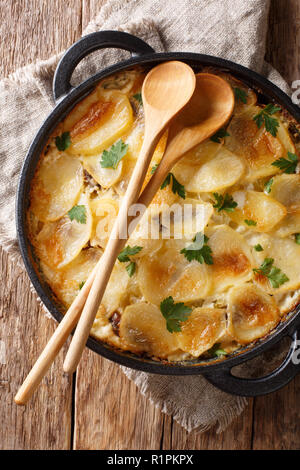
(0, 0, 291, 433)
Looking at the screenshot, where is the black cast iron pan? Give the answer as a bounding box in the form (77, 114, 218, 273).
(16, 30, 300, 397)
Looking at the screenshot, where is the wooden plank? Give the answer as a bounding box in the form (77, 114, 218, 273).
(252, 377, 300, 450)
(73, 350, 165, 450)
(265, 0, 300, 85)
(0, 0, 83, 78)
(0, 0, 83, 450)
(0, 248, 73, 449)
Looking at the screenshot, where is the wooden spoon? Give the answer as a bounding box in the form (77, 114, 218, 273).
(138, 73, 235, 207)
(62, 62, 196, 373)
(14, 70, 233, 404)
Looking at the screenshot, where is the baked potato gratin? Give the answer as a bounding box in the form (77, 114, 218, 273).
(27, 66, 300, 362)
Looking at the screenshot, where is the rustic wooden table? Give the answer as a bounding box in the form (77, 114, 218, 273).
(0, 0, 299, 450)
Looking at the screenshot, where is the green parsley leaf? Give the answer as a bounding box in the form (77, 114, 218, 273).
(295, 234, 300, 245)
(264, 178, 274, 194)
(208, 343, 227, 358)
(100, 139, 128, 169)
(133, 92, 143, 105)
(160, 296, 192, 333)
(234, 87, 248, 104)
(161, 173, 186, 199)
(180, 233, 213, 265)
(68, 205, 87, 224)
(253, 104, 281, 137)
(210, 127, 230, 143)
(118, 245, 143, 263)
(254, 244, 263, 252)
(213, 193, 238, 213)
(79, 281, 85, 290)
(126, 261, 136, 277)
(55, 131, 71, 151)
(253, 258, 289, 288)
(271, 152, 298, 174)
(151, 163, 158, 174)
(118, 246, 143, 277)
(244, 219, 257, 226)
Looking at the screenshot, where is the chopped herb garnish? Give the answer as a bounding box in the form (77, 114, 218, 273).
(160, 296, 192, 333)
(253, 258, 289, 288)
(161, 173, 186, 199)
(180, 233, 213, 265)
(272, 152, 298, 174)
(254, 244, 263, 252)
(126, 261, 136, 277)
(68, 205, 87, 224)
(118, 245, 142, 277)
(55, 131, 71, 151)
(100, 139, 128, 169)
(264, 178, 274, 194)
(234, 87, 248, 104)
(210, 127, 230, 143)
(118, 245, 143, 263)
(151, 163, 158, 174)
(79, 281, 85, 290)
(133, 92, 143, 105)
(208, 343, 227, 358)
(213, 193, 238, 213)
(295, 233, 300, 245)
(253, 104, 281, 137)
(244, 219, 257, 226)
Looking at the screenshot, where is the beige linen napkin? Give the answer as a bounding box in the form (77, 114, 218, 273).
(0, 0, 291, 433)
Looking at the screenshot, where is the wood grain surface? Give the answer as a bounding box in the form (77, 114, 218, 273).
(0, 0, 299, 450)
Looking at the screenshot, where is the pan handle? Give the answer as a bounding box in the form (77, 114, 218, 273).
(53, 30, 155, 103)
(203, 328, 300, 397)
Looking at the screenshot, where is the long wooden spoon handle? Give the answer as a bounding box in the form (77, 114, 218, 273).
(14, 267, 98, 405)
(63, 133, 159, 373)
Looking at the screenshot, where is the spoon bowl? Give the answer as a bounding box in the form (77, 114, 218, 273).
(138, 73, 235, 207)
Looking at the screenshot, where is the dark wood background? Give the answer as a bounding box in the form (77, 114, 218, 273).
(0, 0, 299, 450)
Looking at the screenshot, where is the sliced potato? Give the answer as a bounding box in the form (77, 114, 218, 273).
(90, 197, 119, 248)
(30, 149, 83, 222)
(82, 153, 123, 188)
(277, 119, 296, 154)
(228, 284, 280, 344)
(274, 212, 300, 238)
(35, 193, 92, 269)
(137, 239, 212, 305)
(269, 174, 300, 212)
(226, 106, 283, 181)
(160, 198, 213, 240)
(119, 302, 179, 357)
(207, 225, 254, 294)
(63, 88, 101, 130)
(102, 261, 130, 314)
(66, 90, 133, 156)
(128, 211, 163, 257)
(98, 68, 144, 95)
(229, 190, 286, 232)
(177, 307, 226, 357)
(252, 233, 300, 292)
(124, 121, 144, 160)
(41, 247, 101, 306)
(173, 146, 244, 193)
(216, 73, 257, 114)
